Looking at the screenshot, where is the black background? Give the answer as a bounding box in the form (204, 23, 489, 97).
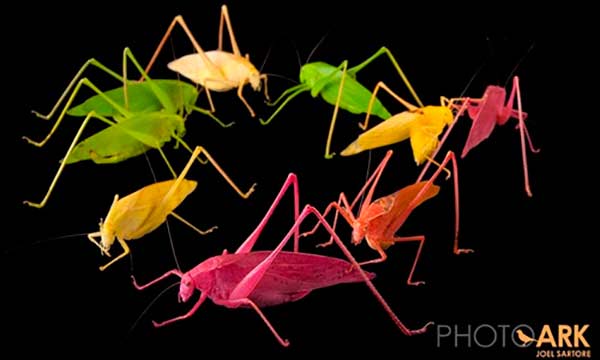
(3, 1, 592, 357)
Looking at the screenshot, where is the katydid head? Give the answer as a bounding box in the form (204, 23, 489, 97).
(299, 62, 335, 88)
(98, 195, 120, 254)
(248, 68, 263, 92)
(98, 218, 116, 255)
(178, 257, 218, 302)
(351, 220, 368, 246)
(179, 274, 196, 303)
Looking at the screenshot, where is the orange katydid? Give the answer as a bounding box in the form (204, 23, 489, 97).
(302, 150, 470, 286)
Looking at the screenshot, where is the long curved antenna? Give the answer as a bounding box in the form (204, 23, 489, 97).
(259, 44, 273, 73)
(263, 73, 299, 85)
(503, 42, 535, 88)
(305, 33, 329, 64)
(128, 281, 180, 335)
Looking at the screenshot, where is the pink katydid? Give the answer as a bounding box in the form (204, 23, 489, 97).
(450, 76, 539, 197)
(132, 173, 431, 346)
(302, 149, 470, 286)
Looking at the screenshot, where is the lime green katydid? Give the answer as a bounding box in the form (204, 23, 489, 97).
(260, 46, 424, 158)
(23, 47, 253, 208)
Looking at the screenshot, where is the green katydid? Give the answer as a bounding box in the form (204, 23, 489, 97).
(23, 47, 253, 209)
(260, 46, 424, 158)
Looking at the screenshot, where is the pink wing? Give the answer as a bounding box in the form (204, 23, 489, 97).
(208, 251, 375, 307)
(461, 86, 506, 158)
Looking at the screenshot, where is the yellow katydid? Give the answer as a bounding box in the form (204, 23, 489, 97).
(87, 145, 256, 271)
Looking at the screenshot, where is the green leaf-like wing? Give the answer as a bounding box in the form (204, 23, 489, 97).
(65, 113, 185, 164)
(67, 80, 198, 117)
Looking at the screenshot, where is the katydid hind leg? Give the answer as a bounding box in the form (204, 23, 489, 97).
(512, 76, 534, 197)
(406, 153, 464, 254)
(122, 48, 178, 114)
(308, 193, 355, 247)
(143, 15, 216, 78)
(360, 81, 418, 130)
(416, 101, 468, 183)
(305, 205, 432, 336)
(351, 149, 394, 210)
(32, 58, 124, 121)
(25, 77, 130, 148)
(441, 152, 470, 254)
(420, 152, 471, 254)
(234, 204, 433, 336)
(218, 5, 241, 56)
(521, 121, 540, 153)
(235, 173, 299, 254)
(172, 142, 257, 199)
(308, 150, 393, 245)
(230, 193, 309, 301)
(23, 112, 118, 208)
(323, 61, 348, 159)
(348, 46, 424, 107)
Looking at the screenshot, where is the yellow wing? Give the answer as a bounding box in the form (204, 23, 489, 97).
(110, 179, 197, 240)
(410, 126, 441, 165)
(409, 106, 452, 164)
(341, 111, 419, 156)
